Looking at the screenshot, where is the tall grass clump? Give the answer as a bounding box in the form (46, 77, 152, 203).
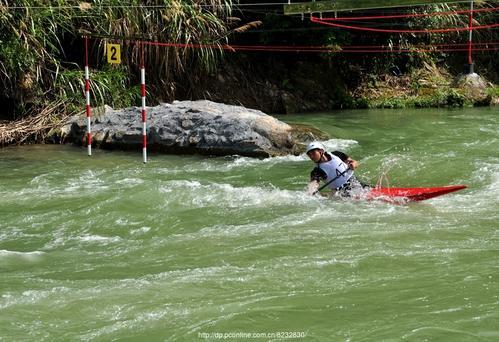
(0, 0, 233, 144)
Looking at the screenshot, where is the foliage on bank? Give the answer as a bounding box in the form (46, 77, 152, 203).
(0, 0, 232, 120)
(352, 62, 495, 109)
(0, 0, 233, 144)
(232, 2, 498, 111)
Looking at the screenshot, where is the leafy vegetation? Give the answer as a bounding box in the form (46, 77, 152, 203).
(0, 0, 232, 120)
(0, 0, 233, 144)
(488, 85, 499, 97)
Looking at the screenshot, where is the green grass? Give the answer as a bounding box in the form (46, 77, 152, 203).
(361, 87, 471, 109)
(487, 86, 499, 98)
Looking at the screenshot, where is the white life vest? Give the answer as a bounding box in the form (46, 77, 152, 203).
(318, 153, 353, 189)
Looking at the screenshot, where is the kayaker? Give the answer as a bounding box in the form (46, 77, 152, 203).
(306, 141, 370, 196)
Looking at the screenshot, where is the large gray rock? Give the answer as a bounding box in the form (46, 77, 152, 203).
(453, 73, 491, 105)
(64, 100, 324, 157)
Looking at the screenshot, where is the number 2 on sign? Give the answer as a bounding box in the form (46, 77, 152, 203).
(107, 43, 121, 64)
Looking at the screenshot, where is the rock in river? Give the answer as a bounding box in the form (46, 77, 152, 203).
(64, 100, 327, 157)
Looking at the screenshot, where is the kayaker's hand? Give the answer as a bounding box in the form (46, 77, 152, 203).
(307, 180, 320, 195)
(347, 158, 359, 170)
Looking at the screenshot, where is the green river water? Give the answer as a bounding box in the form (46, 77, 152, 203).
(1, 107, 498, 341)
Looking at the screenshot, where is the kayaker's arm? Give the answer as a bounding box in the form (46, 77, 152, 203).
(310, 167, 327, 182)
(308, 167, 327, 195)
(332, 151, 358, 170)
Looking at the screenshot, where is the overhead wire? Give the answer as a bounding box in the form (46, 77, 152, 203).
(7, 1, 497, 54)
(311, 16, 499, 34)
(310, 3, 499, 34)
(0, 2, 290, 10)
(102, 38, 498, 54)
(319, 5, 499, 21)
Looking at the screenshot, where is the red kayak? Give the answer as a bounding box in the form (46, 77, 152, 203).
(365, 185, 467, 202)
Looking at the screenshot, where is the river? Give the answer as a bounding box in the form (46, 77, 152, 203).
(1, 107, 498, 341)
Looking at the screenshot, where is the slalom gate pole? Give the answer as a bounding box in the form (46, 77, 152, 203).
(140, 43, 148, 163)
(467, 1, 474, 73)
(84, 36, 92, 156)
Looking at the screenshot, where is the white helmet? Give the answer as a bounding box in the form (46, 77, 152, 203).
(305, 141, 325, 154)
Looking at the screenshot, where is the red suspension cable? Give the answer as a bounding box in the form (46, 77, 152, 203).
(311, 16, 499, 34)
(141, 40, 499, 53)
(319, 5, 499, 21)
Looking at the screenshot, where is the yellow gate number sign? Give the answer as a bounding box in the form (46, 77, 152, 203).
(107, 43, 121, 64)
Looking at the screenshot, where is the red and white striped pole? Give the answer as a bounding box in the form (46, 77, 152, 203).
(467, 1, 474, 74)
(140, 43, 148, 163)
(84, 36, 92, 156)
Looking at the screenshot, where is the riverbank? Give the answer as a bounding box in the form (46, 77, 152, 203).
(201, 57, 498, 113)
(353, 65, 497, 109)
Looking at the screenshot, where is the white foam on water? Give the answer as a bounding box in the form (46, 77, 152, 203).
(0, 249, 45, 261)
(483, 162, 499, 192)
(159, 180, 318, 209)
(0, 287, 71, 310)
(130, 227, 151, 235)
(143, 265, 255, 284)
(436, 160, 499, 213)
(64, 172, 110, 193)
(157, 177, 416, 246)
(80, 303, 195, 341)
(155, 156, 304, 177)
(4, 169, 113, 204)
(159, 180, 202, 190)
(214, 154, 307, 170)
(164, 207, 325, 243)
(166, 196, 407, 246)
(463, 137, 498, 150)
(115, 178, 145, 186)
(29, 171, 63, 186)
(192, 183, 308, 207)
(114, 218, 143, 227)
(321, 138, 359, 152)
(77, 235, 122, 244)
